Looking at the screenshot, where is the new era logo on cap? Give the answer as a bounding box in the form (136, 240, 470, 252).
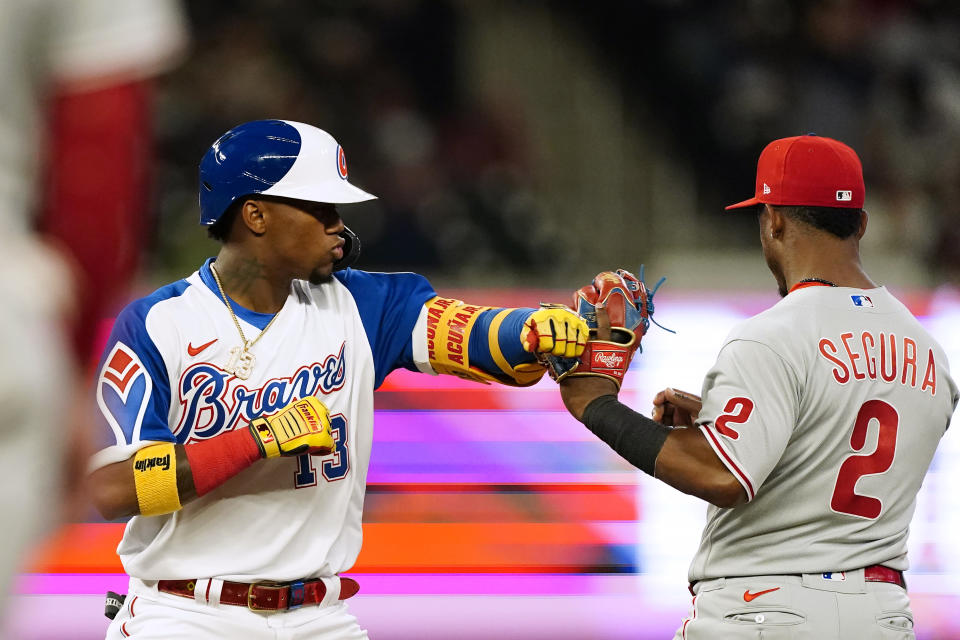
(763, 183, 771, 195)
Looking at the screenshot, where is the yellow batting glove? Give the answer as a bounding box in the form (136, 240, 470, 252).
(521, 304, 589, 358)
(249, 396, 334, 458)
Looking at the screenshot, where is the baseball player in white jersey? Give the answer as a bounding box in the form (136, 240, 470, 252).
(0, 0, 185, 615)
(87, 119, 589, 639)
(555, 134, 958, 639)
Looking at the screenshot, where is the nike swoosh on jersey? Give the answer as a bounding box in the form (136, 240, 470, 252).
(743, 587, 780, 602)
(187, 339, 218, 357)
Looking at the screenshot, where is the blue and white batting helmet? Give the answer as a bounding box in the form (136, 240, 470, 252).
(198, 119, 377, 226)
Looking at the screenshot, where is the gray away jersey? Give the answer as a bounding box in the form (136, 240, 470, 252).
(689, 286, 958, 582)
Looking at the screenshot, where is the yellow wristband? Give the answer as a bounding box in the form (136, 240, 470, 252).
(133, 443, 182, 516)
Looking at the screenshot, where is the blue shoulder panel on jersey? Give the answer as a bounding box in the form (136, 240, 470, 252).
(334, 269, 436, 389)
(197, 258, 275, 330)
(469, 308, 537, 374)
(95, 280, 190, 447)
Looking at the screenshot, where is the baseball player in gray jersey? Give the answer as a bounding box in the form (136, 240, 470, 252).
(555, 134, 959, 639)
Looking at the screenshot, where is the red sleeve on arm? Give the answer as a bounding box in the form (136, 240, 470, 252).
(184, 429, 264, 497)
(36, 80, 153, 366)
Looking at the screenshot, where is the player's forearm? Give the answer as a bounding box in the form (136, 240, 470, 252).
(425, 298, 546, 386)
(575, 394, 746, 508)
(89, 446, 198, 521)
(89, 430, 262, 520)
(577, 394, 671, 475)
(90, 431, 262, 520)
(560, 376, 618, 419)
(424, 297, 588, 386)
(655, 428, 747, 508)
(90, 398, 331, 519)
(466, 307, 544, 384)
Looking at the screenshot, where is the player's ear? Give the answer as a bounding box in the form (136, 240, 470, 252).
(767, 204, 786, 240)
(239, 199, 267, 236)
(856, 209, 868, 240)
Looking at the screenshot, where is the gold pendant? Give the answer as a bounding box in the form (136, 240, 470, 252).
(225, 346, 256, 380)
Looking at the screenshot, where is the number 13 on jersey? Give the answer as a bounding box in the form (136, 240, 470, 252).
(295, 414, 350, 488)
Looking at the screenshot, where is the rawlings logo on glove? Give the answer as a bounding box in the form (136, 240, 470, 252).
(540, 266, 668, 388)
(594, 351, 626, 369)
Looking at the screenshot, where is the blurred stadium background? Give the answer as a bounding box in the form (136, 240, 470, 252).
(9, 1, 960, 638)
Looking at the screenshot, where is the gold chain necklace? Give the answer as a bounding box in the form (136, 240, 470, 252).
(210, 262, 281, 380)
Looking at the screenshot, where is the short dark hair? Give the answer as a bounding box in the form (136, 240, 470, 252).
(206, 198, 245, 242)
(776, 205, 862, 239)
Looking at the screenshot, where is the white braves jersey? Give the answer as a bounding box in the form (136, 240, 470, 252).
(690, 286, 958, 582)
(90, 259, 436, 582)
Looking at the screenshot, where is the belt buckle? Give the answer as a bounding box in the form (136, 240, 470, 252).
(247, 581, 287, 611)
(288, 580, 305, 610)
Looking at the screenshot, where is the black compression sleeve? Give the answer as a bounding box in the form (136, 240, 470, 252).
(580, 395, 672, 476)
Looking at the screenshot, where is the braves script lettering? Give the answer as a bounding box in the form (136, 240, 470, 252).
(176, 342, 346, 442)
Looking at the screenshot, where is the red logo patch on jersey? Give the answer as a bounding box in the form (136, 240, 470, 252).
(102, 345, 142, 397)
(98, 342, 153, 445)
(336, 145, 348, 180)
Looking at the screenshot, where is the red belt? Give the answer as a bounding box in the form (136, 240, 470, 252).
(157, 577, 360, 611)
(689, 564, 906, 596)
(864, 565, 906, 588)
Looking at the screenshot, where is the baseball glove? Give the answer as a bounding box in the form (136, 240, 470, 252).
(540, 267, 665, 387)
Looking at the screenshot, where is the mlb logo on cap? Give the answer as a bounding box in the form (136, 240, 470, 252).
(851, 295, 874, 308)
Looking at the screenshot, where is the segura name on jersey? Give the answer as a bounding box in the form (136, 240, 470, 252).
(818, 332, 938, 396)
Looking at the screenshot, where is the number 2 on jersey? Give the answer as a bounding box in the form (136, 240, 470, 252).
(294, 414, 349, 488)
(830, 400, 899, 519)
(715, 397, 755, 439)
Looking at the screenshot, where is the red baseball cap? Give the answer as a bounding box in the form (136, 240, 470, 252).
(725, 134, 865, 210)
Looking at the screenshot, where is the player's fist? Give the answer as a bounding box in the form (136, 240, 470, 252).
(249, 396, 334, 458)
(521, 304, 589, 358)
(651, 387, 701, 427)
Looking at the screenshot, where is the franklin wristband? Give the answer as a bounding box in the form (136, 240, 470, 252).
(133, 443, 181, 516)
